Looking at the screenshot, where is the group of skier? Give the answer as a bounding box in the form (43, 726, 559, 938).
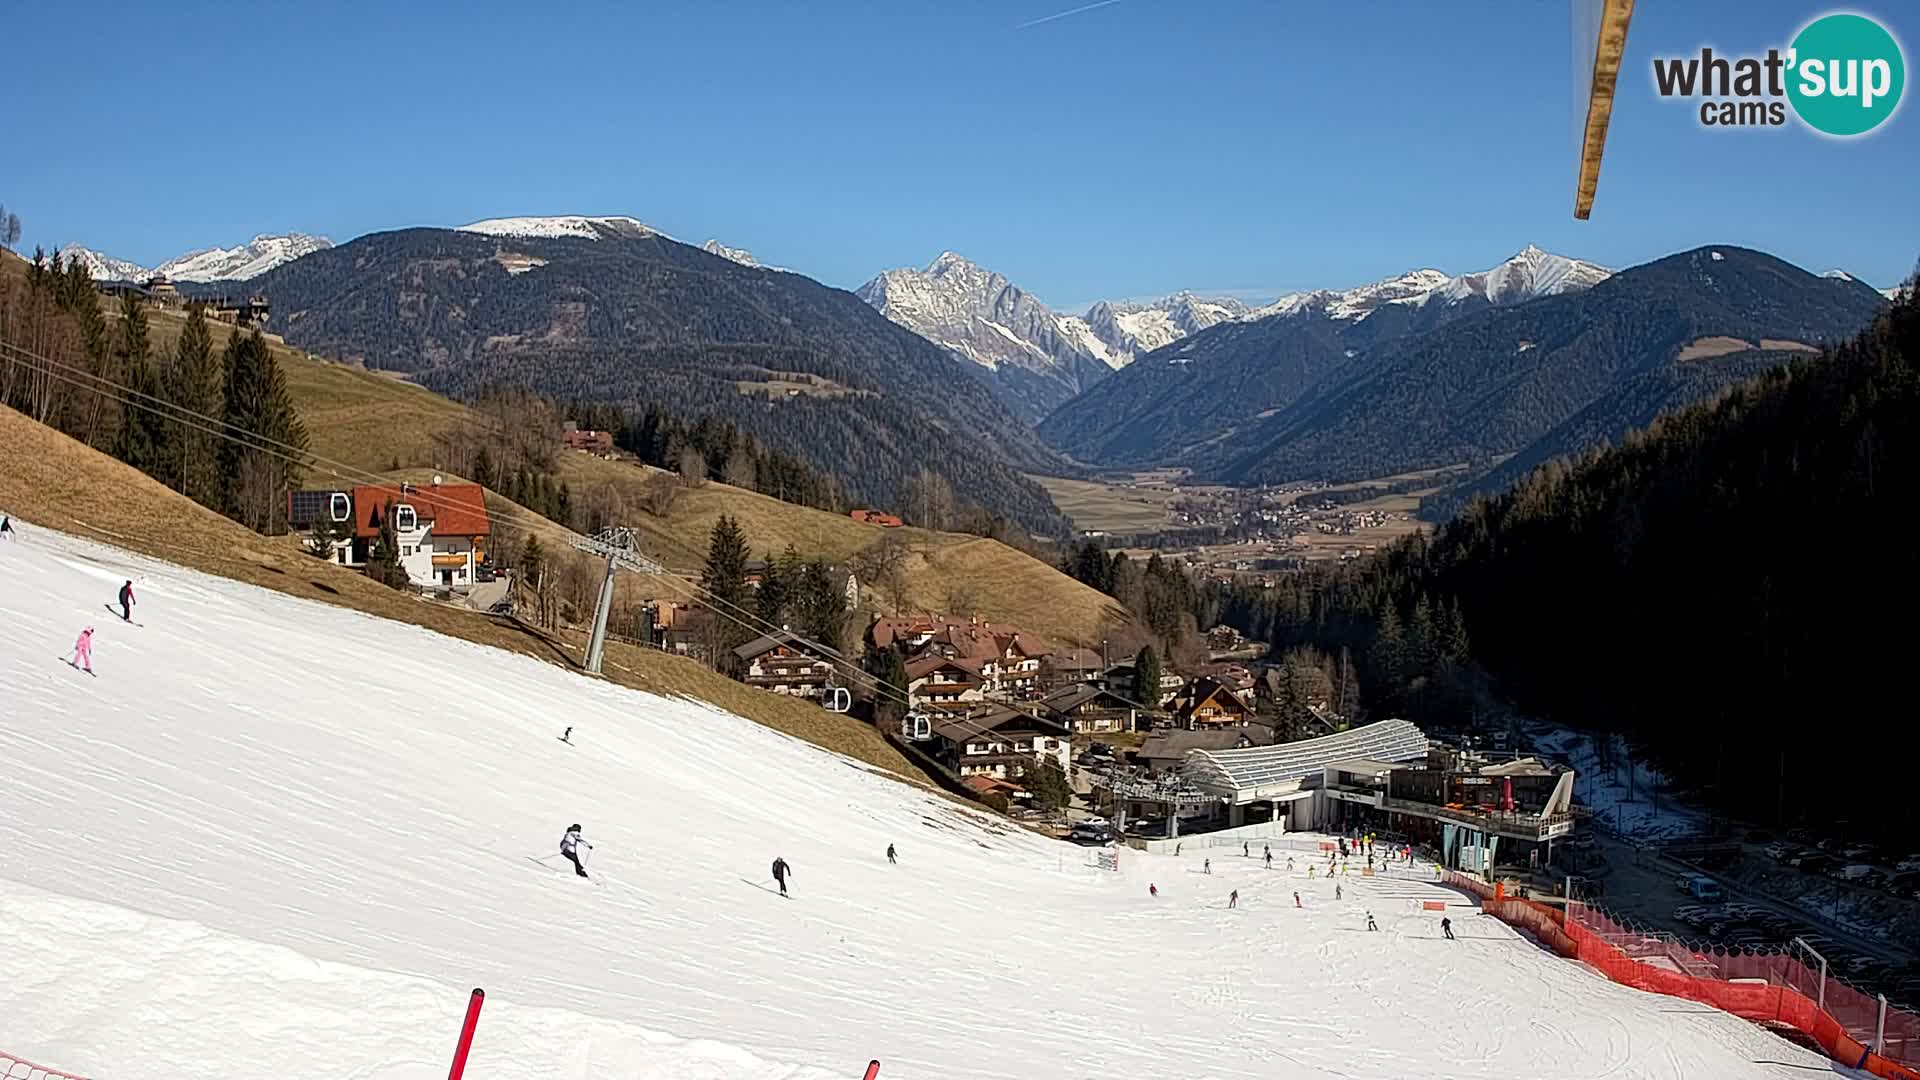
(1146, 839, 1456, 939)
(64, 580, 137, 675)
(552, 819, 897, 897)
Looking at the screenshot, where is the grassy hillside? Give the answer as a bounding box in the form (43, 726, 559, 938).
(252, 346, 1122, 643)
(0, 402, 914, 777)
(2, 246, 1122, 644)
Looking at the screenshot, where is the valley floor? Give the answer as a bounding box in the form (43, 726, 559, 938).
(0, 529, 1848, 1079)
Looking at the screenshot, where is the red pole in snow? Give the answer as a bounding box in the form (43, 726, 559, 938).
(862, 1061, 880, 1080)
(448, 987, 485, 1080)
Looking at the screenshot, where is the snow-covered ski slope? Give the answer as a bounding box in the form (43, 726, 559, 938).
(0, 529, 1842, 1080)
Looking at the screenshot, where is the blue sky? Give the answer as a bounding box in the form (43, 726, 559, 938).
(7, 0, 1913, 309)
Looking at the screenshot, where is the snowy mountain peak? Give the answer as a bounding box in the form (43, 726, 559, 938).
(1246, 268, 1450, 322)
(158, 233, 332, 282)
(57, 244, 152, 283)
(456, 215, 657, 241)
(57, 233, 333, 283)
(1082, 292, 1251, 361)
(1239, 249, 1608, 327)
(857, 253, 1118, 421)
(701, 239, 761, 268)
(928, 250, 977, 274)
(1435, 246, 1611, 306)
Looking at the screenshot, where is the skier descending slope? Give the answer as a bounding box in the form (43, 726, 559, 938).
(559, 824, 592, 878)
(772, 856, 792, 897)
(116, 580, 135, 623)
(69, 626, 95, 674)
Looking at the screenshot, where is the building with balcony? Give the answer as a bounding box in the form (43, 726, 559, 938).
(929, 707, 1071, 782)
(732, 629, 843, 700)
(1038, 684, 1146, 735)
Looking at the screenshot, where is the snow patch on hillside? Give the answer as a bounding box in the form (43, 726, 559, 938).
(702, 239, 762, 267)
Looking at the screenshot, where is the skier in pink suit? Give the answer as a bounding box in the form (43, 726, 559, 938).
(70, 627, 95, 673)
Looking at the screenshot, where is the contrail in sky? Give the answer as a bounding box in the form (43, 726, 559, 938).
(1015, 0, 1125, 30)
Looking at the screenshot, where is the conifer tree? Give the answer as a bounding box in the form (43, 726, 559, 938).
(700, 514, 753, 667)
(215, 330, 307, 532)
(1408, 595, 1436, 675)
(113, 292, 168, 479)
(796, 558, 847, 653)
(756, 548, 789, 626)
(1371, 604, 1406, 694)
(365, 507, 409, 589)
(1131, 645, 1162, 707)
(169, 304, 222, 508)
(875, 646, 910, 726)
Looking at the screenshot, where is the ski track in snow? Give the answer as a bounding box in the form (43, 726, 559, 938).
(0, 528, 1846, 1080)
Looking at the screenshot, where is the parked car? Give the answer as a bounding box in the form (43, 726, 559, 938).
(1839, 843, 1876, 861)
(1764, 843, 1797, 862)
(1127, 816, 1169, 837)
(1674, 906, 1711, 928)
(1759, 916, 1803, 937)
(1069, 822, 1114, 845)
(1676, 874, 1725, 902)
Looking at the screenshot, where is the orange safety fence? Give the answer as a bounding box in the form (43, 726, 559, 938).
(1437, 869, 1918, 1077)
(2, 1053, 91, 1080)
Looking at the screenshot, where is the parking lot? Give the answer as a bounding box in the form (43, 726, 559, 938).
(1579, 826, 1920, 1010)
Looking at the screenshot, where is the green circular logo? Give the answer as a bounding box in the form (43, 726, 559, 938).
(1787, 13, 1905, 136)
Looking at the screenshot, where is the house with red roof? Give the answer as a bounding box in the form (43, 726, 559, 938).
(349, 479, 492, 591)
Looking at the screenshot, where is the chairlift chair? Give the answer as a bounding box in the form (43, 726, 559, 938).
(824, 686, 852, 714)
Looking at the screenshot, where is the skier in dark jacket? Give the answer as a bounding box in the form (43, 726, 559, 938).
(886, 844, 897, 864)
(772, 856, 792, 896)
(1442, 916, 1455, 940)
(0, 515, 14, 539)
(560, 824, 591, 877)
(117, 580, 135, 622)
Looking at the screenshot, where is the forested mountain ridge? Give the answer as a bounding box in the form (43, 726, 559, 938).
(1221, 246, 1886, 486)
(230, 226, 1076, 536)
(1213, 279, 1919, 835)
(1041, 246, 1886, 489)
